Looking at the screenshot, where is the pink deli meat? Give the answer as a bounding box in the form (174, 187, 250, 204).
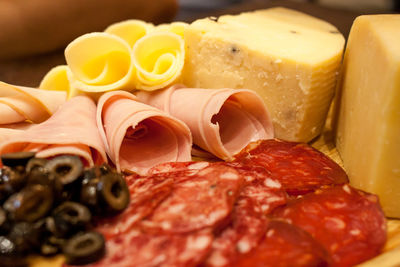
(96, 90, 192, 175)
(0, 81, 66, 124)
(0, 96, 107, 166)
(136, 85, 274, 160)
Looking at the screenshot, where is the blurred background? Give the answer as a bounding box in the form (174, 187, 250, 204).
(0, 0, 398, 87)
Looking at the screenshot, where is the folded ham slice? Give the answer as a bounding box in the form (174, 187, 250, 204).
(136, 85, 274, 160)
(97, 90, 192, 175)
(0, 96, 107, 166)
(0, 81, 66, 124)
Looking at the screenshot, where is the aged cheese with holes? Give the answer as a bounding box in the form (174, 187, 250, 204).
(183, 7, 345, 142)
(335, 15, 400, 218)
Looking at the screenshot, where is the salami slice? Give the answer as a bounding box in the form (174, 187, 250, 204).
(141, 164, 243, 234)
(205, 197, 269, 267)
(273, 184, 387, 267)
(234, 139, 348, 195)
(96, 175, 173, 239)
(235, 220, 331, 267)
(147, 161, 210, 179)
(87, 229, 213, 267)
(204, 165, 287, 267)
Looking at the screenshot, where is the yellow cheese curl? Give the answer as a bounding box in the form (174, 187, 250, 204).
(153, 22, 188, 37)
(105, 20, 154, 48)
(132, 32, 185, 91)
(65, 32, 134, 93)
(39, 65, 78, 99)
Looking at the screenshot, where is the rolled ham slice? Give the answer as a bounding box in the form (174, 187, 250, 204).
(136, 85, 274, 160)
(97, 90, 192, 175)
(0, 81, 66, 124)
(0, 96, 107, 166)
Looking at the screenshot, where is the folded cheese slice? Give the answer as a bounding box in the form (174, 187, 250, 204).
(132, 32, 185, 91)
(97, 90, 192, 175)
(105, 19, 153, 48)
(0, 96, 107, 166)
(65, 32, 135, 93)
(136, 85, 274, 160)
(0, 81, 66, 124)
(39, 65, 78, 99)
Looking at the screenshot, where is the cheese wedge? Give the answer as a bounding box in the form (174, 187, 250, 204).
(335, 15, 400, 218)
(183, 7, 345, 142)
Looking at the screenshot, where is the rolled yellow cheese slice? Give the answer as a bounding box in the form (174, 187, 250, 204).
(132, 32, 185, 91)
(153, 22, 188, 37)
(65, 32, 135, 93)
(105, 19, 154, 48)
(39, 65, 79, 99)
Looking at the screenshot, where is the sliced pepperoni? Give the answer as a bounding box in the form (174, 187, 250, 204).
(88, 229, 213, 267)
(95, 175, 173, 239)
(205, 197, 269, 267)
(235, 220, 331, 267)
(147, 161, 210, 176)
(204, 166, 287, 267)
(226, 162, 287, 214)
(141, 164, 243, 234)
(273, 184, 387, 267)
(234, 139, 348, 196)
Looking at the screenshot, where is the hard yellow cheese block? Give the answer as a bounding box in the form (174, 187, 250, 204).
(183, 7, 345, 142)
(335, 15, 400, 218)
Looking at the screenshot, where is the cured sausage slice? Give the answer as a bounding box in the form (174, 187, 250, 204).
(96, 90, 192, 175)
(87, 229, 213, 267)
(147, 161, 210, 177)
(136, 85, 274, 160)
(205, 197, 269, 267)
(235, 220, 331, 267)
(141, 164, 243, 234)
(96, 175, 174, 239)
(205, 165, 287, 267)
(273, 184, 387, 267)
(234, 139, 348, 195)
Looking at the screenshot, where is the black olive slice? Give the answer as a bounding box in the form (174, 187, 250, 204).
(99, 173, 130, 213)
(8, 222, 41, 253)
(63, 231, 105, 265)
(0, 152, 35, 167)
(27, 167, 63, 200)
(0, 207, 10, 235)
(0, 167, 27, 201)
(26, 158, 48, 173)
(0, 236, 27, 267)
(52, 202, 91, 237)
(3, 184, 53, 222)
(80, 178, 99, 208)
(45, 155, 83, 185)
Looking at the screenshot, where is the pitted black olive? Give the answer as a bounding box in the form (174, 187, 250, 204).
(0, 207, 10, 235)
(27, 167, 63, 200)
(40, 235, 66, 256)
(80, 171, 129, 214)
(26, 157, 48, 173)
(0, 166, 26, 202)
(52, 202, 91, 237)
(99, 173, 130, 213)
(8, 222, 41, 253)
(0, 152, 35, 168)
(45, 155, 83, 185)
(3, 184, 53, 222)
(63, 231, 105, 265)
(0, 235, 27, 267)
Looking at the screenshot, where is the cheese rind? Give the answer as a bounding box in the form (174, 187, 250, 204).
(335, 15, 400, 218)
(183, 7, 345, 142)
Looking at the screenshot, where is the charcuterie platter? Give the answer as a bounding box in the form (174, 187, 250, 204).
(0, 6, 399, 267)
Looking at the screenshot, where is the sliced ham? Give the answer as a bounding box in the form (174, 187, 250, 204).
(96, 90, 192, 175)
(0, 81, 66, 124)
(136, 85, 274, 160)
(0, 96, 106, 166)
